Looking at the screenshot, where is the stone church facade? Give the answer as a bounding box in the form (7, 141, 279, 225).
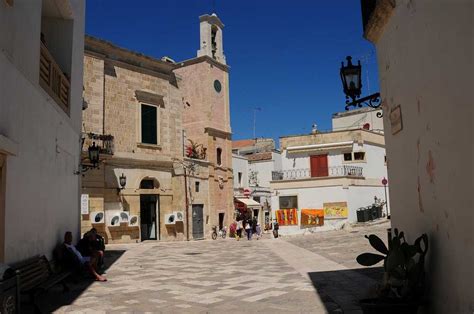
(81, 14, 233, 243)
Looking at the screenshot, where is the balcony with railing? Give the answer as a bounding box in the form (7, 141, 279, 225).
(39, 41, 70, 114)
(82, 132, 114, 156)
(272, 165, 363, 181)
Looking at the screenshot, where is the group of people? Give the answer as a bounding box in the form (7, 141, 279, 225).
(235, 217, 262, 240)
(62, 228, 107, 282)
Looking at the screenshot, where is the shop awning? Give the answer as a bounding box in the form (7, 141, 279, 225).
(236, 198, 262, 208)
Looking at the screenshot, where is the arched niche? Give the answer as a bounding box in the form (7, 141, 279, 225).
(139, 177, 160, 190)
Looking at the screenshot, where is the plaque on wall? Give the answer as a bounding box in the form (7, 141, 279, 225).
(390, 105, 403, 135)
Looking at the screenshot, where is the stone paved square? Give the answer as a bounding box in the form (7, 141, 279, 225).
(34, 221, 389, 313)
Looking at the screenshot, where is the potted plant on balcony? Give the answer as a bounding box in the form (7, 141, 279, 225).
(356, 229, 428, 314)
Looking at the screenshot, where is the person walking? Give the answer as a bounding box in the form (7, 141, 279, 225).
(245, 220, 252, 240)
(273, 220, 279, 238)
(256, 223, 262, 240)
(236, 219, 243, 241)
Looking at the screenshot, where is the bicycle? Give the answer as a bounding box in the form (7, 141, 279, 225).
(212, 226, 227, 240)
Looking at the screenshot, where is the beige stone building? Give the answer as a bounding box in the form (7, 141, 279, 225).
(81, 14, 233, 242)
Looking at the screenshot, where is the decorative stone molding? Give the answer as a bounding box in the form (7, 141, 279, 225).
(363, 0, 396, 43)
(204, 127, 232, 140)
(135, 90, 165, 107)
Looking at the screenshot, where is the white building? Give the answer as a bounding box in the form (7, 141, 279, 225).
(270, 113, 389, 235)
(0, 0, 85, 263)
(332, 107, 383, 133)
(232, 140, 282, 228)
(360, 1, 472, 312)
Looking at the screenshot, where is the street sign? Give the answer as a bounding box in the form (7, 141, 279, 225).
(382, 177, 388, 186)
(81, 194, 89, 215)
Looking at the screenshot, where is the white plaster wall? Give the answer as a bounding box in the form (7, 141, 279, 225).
(271, 184, 388, 235)
(0, 0, 84, 263)
(232, 154, 248, 189)
(272, 151, 282, 171)
(281, 150, 309, 170)
(375, 1, 472, 312)
(332, 109, 384, 132)
(281, 144, 387, 180)
(249, 159, 274, 188)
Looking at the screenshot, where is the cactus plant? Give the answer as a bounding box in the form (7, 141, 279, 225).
(357, 228, 428, 301)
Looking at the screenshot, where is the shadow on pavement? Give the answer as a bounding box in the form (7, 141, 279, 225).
(307, 267, 383, 314)
(22, 250, 126, 314)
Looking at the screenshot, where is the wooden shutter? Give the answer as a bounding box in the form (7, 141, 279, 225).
(310, 155, 329, 177)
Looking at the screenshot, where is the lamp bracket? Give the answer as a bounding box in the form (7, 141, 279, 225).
(345, 92, 383, 117)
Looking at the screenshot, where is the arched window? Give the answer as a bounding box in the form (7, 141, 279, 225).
(216, 148, 222, 166)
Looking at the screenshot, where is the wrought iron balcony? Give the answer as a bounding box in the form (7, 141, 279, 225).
(39, 42, 70, 113)
(272, 165, 363, 181)
(82, 132, 114, 155)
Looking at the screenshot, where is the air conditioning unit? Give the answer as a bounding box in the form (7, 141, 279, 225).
(119, 211, 129, 223)
(129, 215, 139, 226)
(90, 212, 105, 224)
(108, 214, 120, 226)
(165, 213, 176, 225)
(174, 211, 184, 222)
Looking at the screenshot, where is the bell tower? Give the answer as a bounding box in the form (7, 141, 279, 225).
(197, 13, 226, 65)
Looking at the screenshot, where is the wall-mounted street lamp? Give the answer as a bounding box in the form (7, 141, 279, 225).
(117, 173, 127, 194)
(340, 56, 382, 117)
(75, 142, 100, 175)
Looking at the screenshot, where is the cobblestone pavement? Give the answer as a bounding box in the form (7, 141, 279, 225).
(40, 221, 390, 314)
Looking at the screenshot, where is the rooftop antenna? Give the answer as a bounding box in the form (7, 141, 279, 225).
(253, 107, 262, 140)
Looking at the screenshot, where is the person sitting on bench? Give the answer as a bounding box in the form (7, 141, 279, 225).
(89, 228, 105, 268)
(63, 231, 107, 282)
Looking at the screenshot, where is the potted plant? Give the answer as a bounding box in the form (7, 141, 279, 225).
(356, 228, 428, 314)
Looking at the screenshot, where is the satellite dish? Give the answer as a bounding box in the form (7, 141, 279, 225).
(110, 215, 120, 226)
(129, 216, 138, 226)
(120, 212, 129, 222)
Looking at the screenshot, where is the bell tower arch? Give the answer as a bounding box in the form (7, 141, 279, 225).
(197, 13, 226, 65)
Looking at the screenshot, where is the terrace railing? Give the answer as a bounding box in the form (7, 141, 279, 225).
(272, 165, 363, 181)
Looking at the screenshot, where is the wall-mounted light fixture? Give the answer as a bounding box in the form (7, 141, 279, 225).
(117, 173, 127, 194)
(74, 142, 100, 175)
(340, 56, 382, 117)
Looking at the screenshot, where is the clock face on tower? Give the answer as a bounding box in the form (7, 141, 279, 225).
(214, 80, 222, 93)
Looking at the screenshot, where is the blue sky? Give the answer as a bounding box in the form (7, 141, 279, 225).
(86, 0, 379, 145)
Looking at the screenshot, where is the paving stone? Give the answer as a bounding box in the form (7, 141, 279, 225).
(34, 223, 389, 313)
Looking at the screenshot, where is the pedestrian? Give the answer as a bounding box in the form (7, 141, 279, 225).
(273, 220, 279, 238)
(245, 220, 252, 240)
(256, 223, 262, 240)
(236, 219, 243, 241)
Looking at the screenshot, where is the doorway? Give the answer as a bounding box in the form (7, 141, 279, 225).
(218, 213, 225, 230)
(253, 209, 259, 220)
(192, 204, 204, 239)
(140, 195, 159, 241)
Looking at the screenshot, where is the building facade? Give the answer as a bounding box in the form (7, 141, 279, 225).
(0, 0, 85, 262)
(360, 0, 472, 312)
(270, 118, 388, 235)
(81, 14, 233, 242)
(232, 139, 282, 228)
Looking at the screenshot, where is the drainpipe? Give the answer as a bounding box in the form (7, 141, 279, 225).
(185, 167, 190, 241)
